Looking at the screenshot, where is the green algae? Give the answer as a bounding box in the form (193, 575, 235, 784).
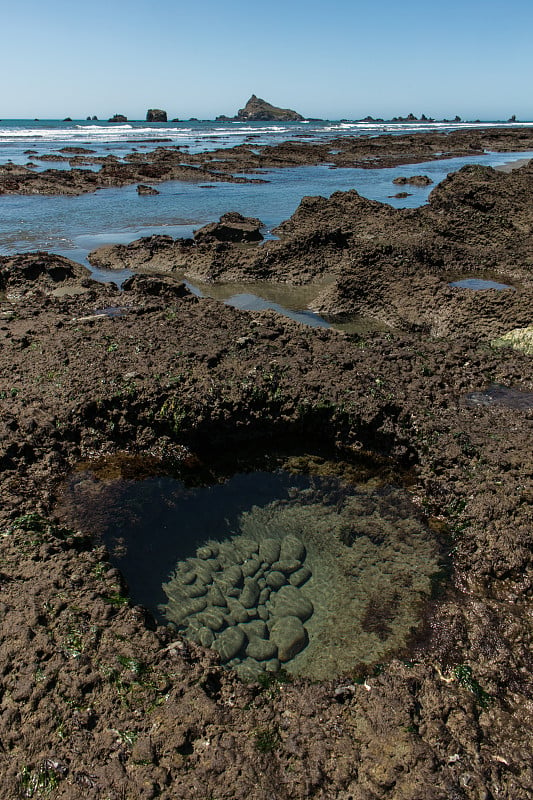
(492, 325, 533, 355)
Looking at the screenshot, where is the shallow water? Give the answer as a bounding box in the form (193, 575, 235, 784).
(2, 152, 533, 263)
(450, 278, 514, 290)
(183, 278, 391, 333)
(466, 384, 533, 409)
(2, 120, 532, 330)
(58, 453, 445, 681)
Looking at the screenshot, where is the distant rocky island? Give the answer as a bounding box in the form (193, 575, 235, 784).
(217, 94, 305, 122)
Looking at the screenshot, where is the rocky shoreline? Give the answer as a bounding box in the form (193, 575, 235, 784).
(3, 126, 533, 195)
(89, 159, 533, 340)
(0, 130, 532, 798)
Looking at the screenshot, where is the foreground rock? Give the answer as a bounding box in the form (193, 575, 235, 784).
(0, 248, 532, 797)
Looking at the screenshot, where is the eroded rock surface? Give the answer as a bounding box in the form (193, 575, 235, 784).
(0, 141, 533, 797)
(89, 159, 533, 339)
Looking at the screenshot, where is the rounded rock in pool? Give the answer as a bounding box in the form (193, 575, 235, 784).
(161, 529, 312, 676)
(159, 470, 446, 681)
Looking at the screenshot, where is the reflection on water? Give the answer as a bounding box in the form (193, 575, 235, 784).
(57, 453, 445, 681)
(450, 278, 514, 291)
(465, 384, 533, 409)
(184, 277, 391, 334)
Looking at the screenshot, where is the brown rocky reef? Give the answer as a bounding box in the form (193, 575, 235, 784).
(3, 127, 533, 196)
(89, 159, 533, 340)
(0, 244, 532, 798)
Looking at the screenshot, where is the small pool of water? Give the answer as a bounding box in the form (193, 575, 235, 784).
(449, 278, 514, 290)
(183, 278, 390, 333)
(465, 384, 533, 410)
(57, 451, 445, 681)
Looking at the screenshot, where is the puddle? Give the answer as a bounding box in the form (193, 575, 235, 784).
(57, 450, 445, 681)
(184, 278, 390, 334)
(93, 306, 128, 318)
(449, 278, 514, 291)
(465, 384, 533, 410)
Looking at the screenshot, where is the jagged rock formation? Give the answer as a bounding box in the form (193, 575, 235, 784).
(218, 95, 304, 122)
(108, 114, 128, 123)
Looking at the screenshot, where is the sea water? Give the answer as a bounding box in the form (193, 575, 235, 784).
(1, 119, 532, 325)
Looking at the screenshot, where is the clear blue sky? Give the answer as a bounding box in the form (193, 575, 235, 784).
(2, 0, 532, 120)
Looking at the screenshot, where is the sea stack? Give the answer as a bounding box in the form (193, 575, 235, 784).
(217, 95, 304, 122)
(146, 109, 167, 122)
(108, 114, 128, 123)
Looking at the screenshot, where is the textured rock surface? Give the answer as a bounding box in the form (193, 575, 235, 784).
(1, 141, 533, 796)
(146, 108, 168, 122)
(221, 94, 305, 121)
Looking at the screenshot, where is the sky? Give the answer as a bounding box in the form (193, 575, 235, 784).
(1, 0, 532, 121)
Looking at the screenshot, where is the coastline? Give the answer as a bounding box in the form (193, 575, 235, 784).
(0, 127, 532, 799)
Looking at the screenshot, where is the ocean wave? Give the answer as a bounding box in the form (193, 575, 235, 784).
(76, 124, 134, 131)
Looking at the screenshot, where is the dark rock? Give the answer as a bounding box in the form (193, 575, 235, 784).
(147, 109, 168, 122)
(121, 274, 192, 298)
(393, 175, 433, 187)
(0, 252, 91, 289)
(109, 114, 127, 123)
(63, 117, 72, 122)
(219, 94, 304, 122)
(137, 184, 160, 195)
(194, 212, 263, 244)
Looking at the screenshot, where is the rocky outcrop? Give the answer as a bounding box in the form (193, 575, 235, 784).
(137, 184, 160, 195)
(146, 109, 168, 122)
(218, 95, 304, 122)
(393, 175, 434, 186)
(108, 114, 127, 123)
(193, 212, 263, 243)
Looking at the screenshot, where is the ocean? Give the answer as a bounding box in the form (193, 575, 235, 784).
(1, 118, 532, 326)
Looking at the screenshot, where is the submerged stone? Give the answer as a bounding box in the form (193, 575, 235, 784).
(280, 535, 306, 562)
(259, 538, 281, 564)
(226, 598, 249, 623)
(240, 578, 261, 608)
(197, 609, 226, 631)
(268, 585, 313, 621)
(266, 571, 287, 590)
(239, 620, 267, 639)
(289, 566, 312, 587)
(198, 627, 215, 648)
(270, 616, 308, 662)
(241, 557, 262, 578)
(213, 626, 245, 662)
(272, 559, 301, 574)
(245, 636, 278, 661)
